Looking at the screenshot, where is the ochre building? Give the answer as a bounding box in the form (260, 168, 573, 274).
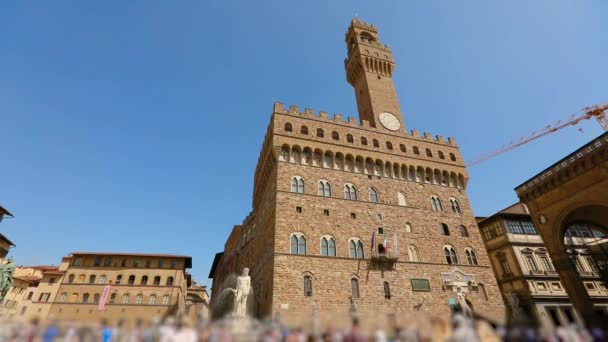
(209, 19, 505, 328)
(0, 252, 210, 328)
(478, 202, 608, 328)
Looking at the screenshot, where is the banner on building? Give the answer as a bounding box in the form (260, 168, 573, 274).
(98, 285, 112, 311)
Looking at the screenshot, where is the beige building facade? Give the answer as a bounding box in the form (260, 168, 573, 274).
(515, 132, 608, 327)
(478, 202, 608, 328)
(209, 19, 505, 328)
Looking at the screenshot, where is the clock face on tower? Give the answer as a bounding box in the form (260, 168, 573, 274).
(379, 112, 400, 131)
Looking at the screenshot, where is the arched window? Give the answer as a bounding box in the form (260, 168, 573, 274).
(413, 146, 420, 155)
(369, 188, 379, 203)
(153, 276, 161, 286)
(128, 275, 135, 285)
(291, 176, 305, 194)
(347, 134, 354, 143)
(361, 137, 368, 145)
(149, 294, 156, 304)
(284, 123, 292, 132)
(386, 142, 393, 150)
(351, 278, 360, 298)
(141, 276, 148, 285)
(431, 196, 444, 211)
(82, 293, 90, 303)
(166, 276, 174, 286)
(450, 153, 456, 161)
(450, 198, 462, 214)
(59, 292, 67, 302)
(426, 148, 432, 157)
(300, 126, 308, 134)
(440, 223, 450, 236)
(93, 293, 100, 304)
(383, 282, 391, 299)
(123, 294, 129, 304)
(318, 180, 331, 197)
(136, 294, 143, 304)
(438, 151, 445, 159)
(316, 128, 324, 138)
(320, 236, 336, 256)
(291, 233, 307, 255)
(405, 222, 412, 232)
(162, 295, 170, 305)
(280, 145, 289, 161)
(344, 184, 357, 200)
(68, 274, 75, 284)
(89, 275, 96, 284)
(332, 131, 339, 140)
(444, 246, 458, 264)
(99, 275, 107, 284)
(400, 144, 406, 152)
(465, 248, 478, 265)
(408, 245, 419, 262)
(397, 192, 406, 206)
(460, 225, 469, 237)
(116, 275, 122, 285)
(372, 139, 379, 147)
(349, 239, 365, 259)
(304, 275, 313, 297)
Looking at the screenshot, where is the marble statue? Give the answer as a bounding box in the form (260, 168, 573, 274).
(456, 290, 472, 318)
(0, 260, 15, 301)
(230, 268, 251, 317)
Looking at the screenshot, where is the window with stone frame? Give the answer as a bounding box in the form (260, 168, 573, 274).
(347, 134, 354, 143)
(408, 245, 419, 262)
(440, 223, 450, 236)
(304, 275, 313, 297)
(431, 196, 443, 212)
(123, 294, 129, 304)
(344, 184, 357, 200)
(290, 234, 307, 255)
(368, 188, 379, 203)
(320, 236, 336, 257)
(284, 123, 292, 132)
(444, 246, 458, 264)
(450, 198, 463, 214)
(349, 239, 365, 259)
(465, 248, 478, 265)
(351, 278, 360, 298)
(318, 180, 331, 197)
(162, 295, 170, 305)
(291, 176, 305, 194)
(383, 281, 391, 299)
(459, 225, 469, 237)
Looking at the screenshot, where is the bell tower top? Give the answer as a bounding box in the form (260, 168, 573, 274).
(344, 19, 405, 132)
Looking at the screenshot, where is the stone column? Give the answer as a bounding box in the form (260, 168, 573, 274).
(543, 235, 596, 325)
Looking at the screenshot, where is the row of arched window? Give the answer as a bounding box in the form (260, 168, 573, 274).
(66, 274, 174, 286)
(279, 144, 466, 189)
(58, 292, 171, 305)
(283, 123, 458, 162)
(291, 233, 478, 265)
(292, 177, 464, 213)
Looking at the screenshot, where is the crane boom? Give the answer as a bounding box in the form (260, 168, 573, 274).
(466, 103, 608, 167)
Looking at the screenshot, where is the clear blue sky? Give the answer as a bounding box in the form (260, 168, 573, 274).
(1, 1, 606, 287)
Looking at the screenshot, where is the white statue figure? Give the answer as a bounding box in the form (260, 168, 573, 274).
(231, 268, 251, 317)
(456, 290, 472, 318)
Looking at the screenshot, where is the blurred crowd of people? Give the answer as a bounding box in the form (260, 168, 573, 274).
(0, 312, 605, 342)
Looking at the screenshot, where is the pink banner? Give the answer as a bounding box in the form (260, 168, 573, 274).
(98, 285, 112, 311)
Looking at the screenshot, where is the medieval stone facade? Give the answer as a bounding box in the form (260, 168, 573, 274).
(209, 19, 505, 328)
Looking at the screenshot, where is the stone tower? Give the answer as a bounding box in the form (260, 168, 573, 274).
(345, 19, 405, 131)
(209, 19, 505, 329)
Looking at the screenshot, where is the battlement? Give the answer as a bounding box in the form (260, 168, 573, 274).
(273, 102, 457, 147)
(348, 18, 378, 34)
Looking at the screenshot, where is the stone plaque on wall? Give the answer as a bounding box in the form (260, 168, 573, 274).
(411, 279, 431, 292)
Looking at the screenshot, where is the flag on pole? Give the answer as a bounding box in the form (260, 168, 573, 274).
(393, 232, 399, 257)
(383, 235, 388, 255)
(370, 231, 376, 253)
